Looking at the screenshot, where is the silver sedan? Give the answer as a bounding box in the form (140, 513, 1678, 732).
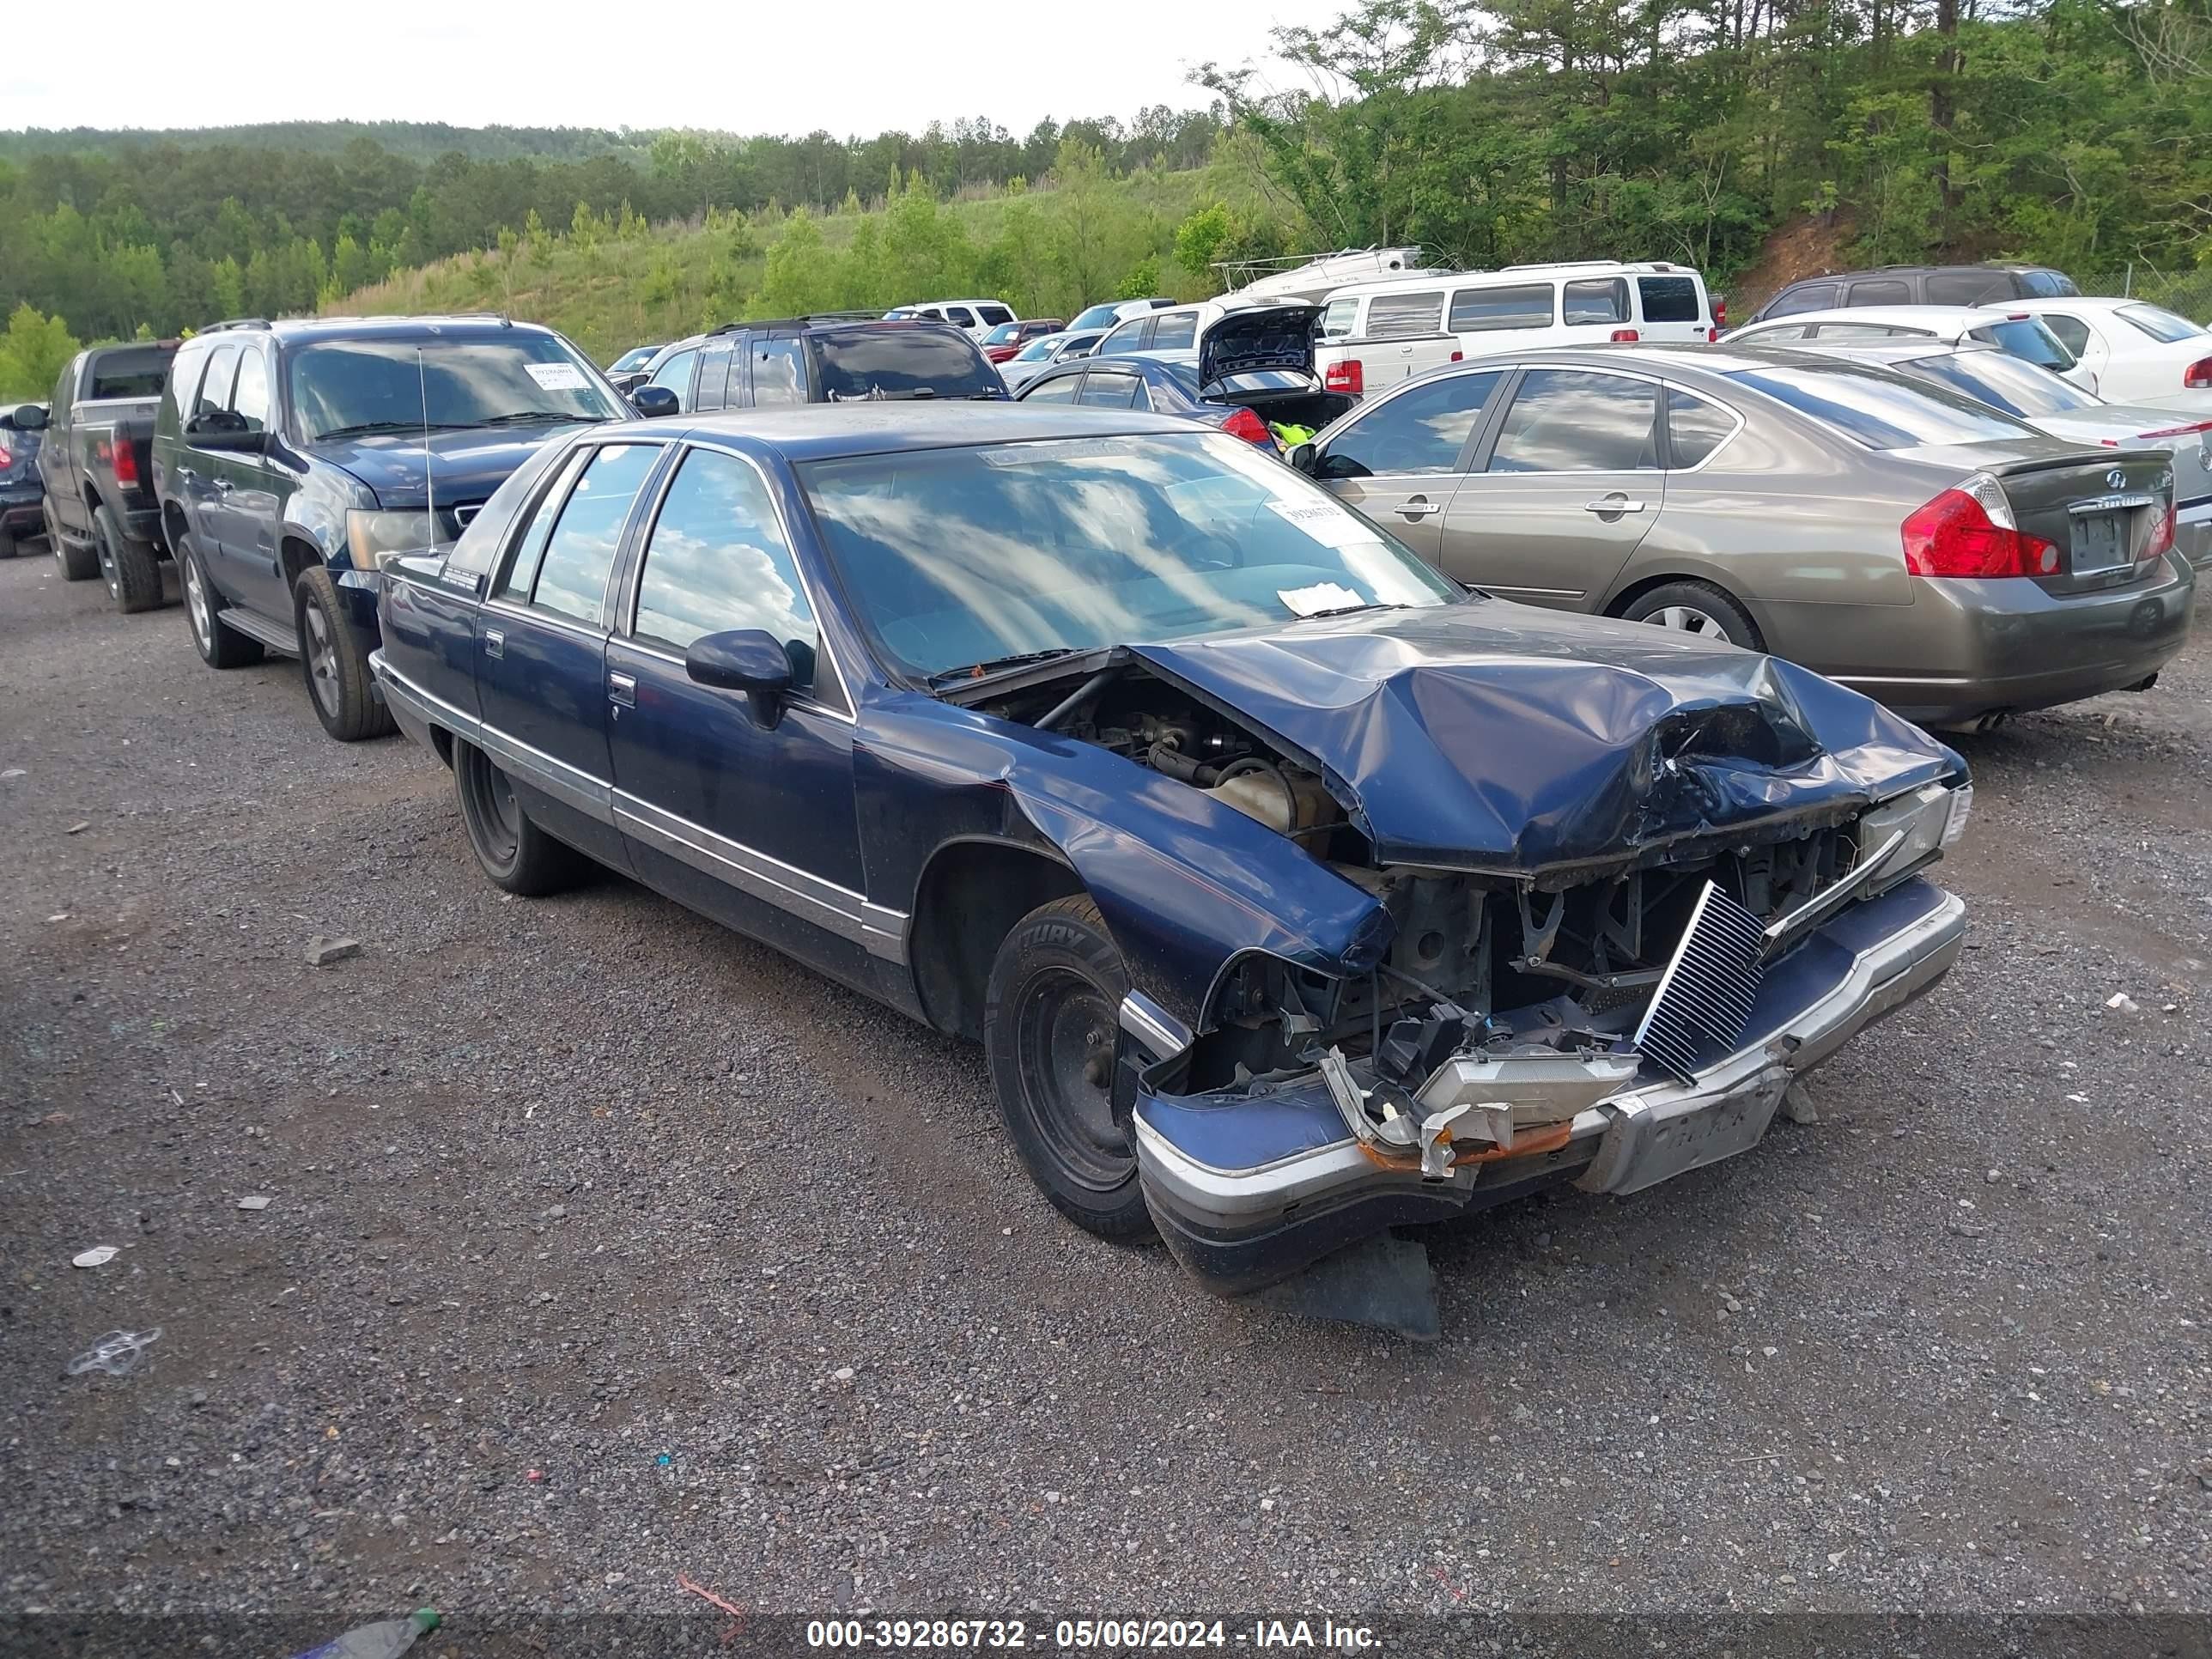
(1000, 329, 1105, 392)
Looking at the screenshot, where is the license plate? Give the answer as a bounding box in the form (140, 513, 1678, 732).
(2073, 511, 2124, 572)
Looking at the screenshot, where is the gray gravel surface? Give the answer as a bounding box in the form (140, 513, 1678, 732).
(2, 550, 2208, 1632)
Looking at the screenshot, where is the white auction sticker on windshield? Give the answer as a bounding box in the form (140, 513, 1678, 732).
(526, 362, 587, 392)
(1278, 581, 1365, 617)
(1265, 496, 1381, 549)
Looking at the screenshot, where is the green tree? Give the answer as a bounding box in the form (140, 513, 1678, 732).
(0, 304, 82, 399)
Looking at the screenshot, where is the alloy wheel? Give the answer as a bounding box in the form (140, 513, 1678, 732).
(184, 553, 212, 648)
(303, 601, 342, 717)
(1644, 605, 1734, 642)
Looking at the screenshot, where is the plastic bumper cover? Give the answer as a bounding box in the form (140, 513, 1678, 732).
(1133, 876, 1966, 1295)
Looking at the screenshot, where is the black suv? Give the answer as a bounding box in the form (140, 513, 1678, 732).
(152, 315, 628, 741)
(1749, 264, 2081, 324)
(629, 316, 1006, 414)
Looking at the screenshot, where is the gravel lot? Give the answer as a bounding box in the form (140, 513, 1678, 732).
(2, 549, 2208, 1640)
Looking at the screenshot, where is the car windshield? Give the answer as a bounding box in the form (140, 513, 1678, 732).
(810, 326, 1000, 401)
(611, 347, 657, 372)
(1727, 361, 2038, 449)
(1900, 350, 2100, 417)
(983, 323, 1025, 346)
(799, 433, 1460, 681)
(2117, 304, 2206, 344)
(1966, 318, 2075, 370)
(288, 336, 618, 441)
(1012, 337, 1061, 363)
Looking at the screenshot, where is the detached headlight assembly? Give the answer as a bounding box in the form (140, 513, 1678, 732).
(347, 508, 449, 574)
(1942, 782, 1973, 848)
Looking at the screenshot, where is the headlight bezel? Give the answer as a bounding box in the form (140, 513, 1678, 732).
(346, 507, 453, 574)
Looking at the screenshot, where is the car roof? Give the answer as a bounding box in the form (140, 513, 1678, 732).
(215, 315, 555, 343)
(1782, 263, 2056, 280)
(1733, 305, 2006, 334)
(1435, 341, 1824, 374)
(641, 403, 1198, 461)
(1988, 296, 2131, 313)
(1787, 338, 1993, 366)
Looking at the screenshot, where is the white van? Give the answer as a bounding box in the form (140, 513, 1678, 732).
(1320, 262, 1718, 366)
(883, 300, 1018, 338)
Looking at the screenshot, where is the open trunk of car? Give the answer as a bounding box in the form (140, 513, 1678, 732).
(1200, 304, 1356, 433)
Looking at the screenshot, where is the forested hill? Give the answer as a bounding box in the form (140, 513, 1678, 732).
(0, 122, 649, 163)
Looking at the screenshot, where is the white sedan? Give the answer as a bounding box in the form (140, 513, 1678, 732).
(1986, 296, 2212, 414)
(1725, 304, 2094, 390)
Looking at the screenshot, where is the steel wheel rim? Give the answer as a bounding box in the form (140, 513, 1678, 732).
(304, 601, 342, 715)
(465, 753, 521, 865)
(1013, 967, 1128, 1191)
(1646, 604, 1733, 642)
(184, 553, 212, 647)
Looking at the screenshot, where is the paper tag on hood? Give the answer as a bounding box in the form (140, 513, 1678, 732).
(1277, 580, 1365, 617)
(526, 362, 586, 392)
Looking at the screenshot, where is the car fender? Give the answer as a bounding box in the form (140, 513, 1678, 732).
(858, 701, 1392, 1033)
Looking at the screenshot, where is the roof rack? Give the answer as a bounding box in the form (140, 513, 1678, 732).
(708, 313, 902, 336)
(200, 318, 273, 333)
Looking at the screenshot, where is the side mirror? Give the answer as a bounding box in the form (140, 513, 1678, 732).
(9, 404, 48, 431)
(630, 385, 679, 419)
(1287, 442, 1318, 476)
(684, 628, 793, 728)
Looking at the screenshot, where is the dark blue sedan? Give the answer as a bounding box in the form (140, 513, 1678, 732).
(371, 405, 1970, 1310)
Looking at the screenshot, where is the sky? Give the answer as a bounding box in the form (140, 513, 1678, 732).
(3, 0, 1348, 137)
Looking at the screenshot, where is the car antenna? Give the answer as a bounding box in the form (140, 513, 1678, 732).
(416, 348, 435, 544)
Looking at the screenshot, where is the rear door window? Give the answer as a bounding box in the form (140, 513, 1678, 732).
(975, 305, 1013, 328)
(1488, 369, 1659, 472)
(1149, 311, 1200, 351)
(1765, 283, 1837, 318)
(751, 337, 809, 405)
(1926, 270, 2008, 306)
(1021, 374, 1080, 403)
(1636, 276, 1703, 323)
(632, 447, 819, 686)
(1562, 278, 1630, 326)
(1320, 371, 1504, 478)
(1449, 283, 1553, 333)
(1845, 279, 1911, 306)
(1366, 290, 1444, 338)
(944, 307, 977, 330)
(193, 346, 240, 420)
(1318, 297, 1358, 340)
(526, 443, 661, 626)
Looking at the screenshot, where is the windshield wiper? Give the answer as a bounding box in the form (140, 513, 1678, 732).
(1294, 601, 1408, 621)
(927, 647, 1084, 688)
(477, 410, 607, 427)
(313, 420, 476, 441)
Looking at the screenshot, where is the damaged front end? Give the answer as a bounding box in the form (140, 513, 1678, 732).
(961, 617, 1972, 1297)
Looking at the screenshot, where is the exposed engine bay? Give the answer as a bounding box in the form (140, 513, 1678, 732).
(986, 663, 1965, 1177)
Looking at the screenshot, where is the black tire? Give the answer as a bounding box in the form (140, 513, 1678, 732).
(95, 505, 163, 614)
(453, 739, 586, 896)
(179, 535, 264, 669)
(983, 894, 1153, 1239)
(0, 527, 15, 561)
(1618, 580, 1765, 651)
(293, 564, 394, 742)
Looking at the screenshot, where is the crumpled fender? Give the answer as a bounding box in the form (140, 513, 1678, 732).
(857, 702, 1390, 1033)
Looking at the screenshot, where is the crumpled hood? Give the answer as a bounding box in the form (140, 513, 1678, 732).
(1130, 600, 1964, 876)
(311, 421, 591, 507)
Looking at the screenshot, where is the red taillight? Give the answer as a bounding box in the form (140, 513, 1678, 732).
(1324, 359, 1363, 395)
(1705, 327, 1719, 343)
(2144, 501, 2175, 562)
(2184, 356, 2212, 390)
(110, 438, 139, 487)
(1901, 482, 2058, 577)
(1449, 350, 1462, 362)
(1220, 406, 1273, 447)
(1713, 298, 1728, 328)
(0, 443, 11, 469)
(1610, 328, 1640, 343)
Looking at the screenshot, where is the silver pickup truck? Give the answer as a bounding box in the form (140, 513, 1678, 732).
(1314, 330, 1462, 399)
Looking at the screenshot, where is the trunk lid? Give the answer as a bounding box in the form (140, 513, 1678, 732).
(1989, 448, 2173, 592)
(1199, 304, 1321, 392)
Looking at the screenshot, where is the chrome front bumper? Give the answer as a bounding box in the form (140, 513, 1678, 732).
(1133, 877, 1966, 1294)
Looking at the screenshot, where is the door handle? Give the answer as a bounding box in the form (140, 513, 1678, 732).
(483, 629, 503, 659)
(607, 671, 636, 708)
(1583, 495, 1648, 515)
(1395, 495, 1442, 521)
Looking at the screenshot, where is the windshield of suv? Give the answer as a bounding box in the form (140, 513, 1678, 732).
(2117, 304, 2207, 344)
(811, 325, 1000, 401)
(288, 335, 619, 442)
(1899, 350, 2100, 417)
(799, 432, 1458, 681)
(1727, 361, 2038, 449)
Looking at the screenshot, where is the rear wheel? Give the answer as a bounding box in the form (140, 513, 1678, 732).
(983, 894, 1152, 1240)
(294, 564, 394, 742)
(52, 503, 99, 580)
(179, 536, 264, 668)
(95, 505, 163, 613)
(453, 739, 586, 896)
(1620, 580, 1765, 651)
(0, 528, 15, 561)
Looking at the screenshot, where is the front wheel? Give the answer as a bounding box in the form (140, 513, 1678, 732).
(1619, 580, 1765, 651)
(293, 564, 394, 742)
(453, 739, 586, 896)
(52, 507, 99, 580)
(983, 894, 1153, 1239)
